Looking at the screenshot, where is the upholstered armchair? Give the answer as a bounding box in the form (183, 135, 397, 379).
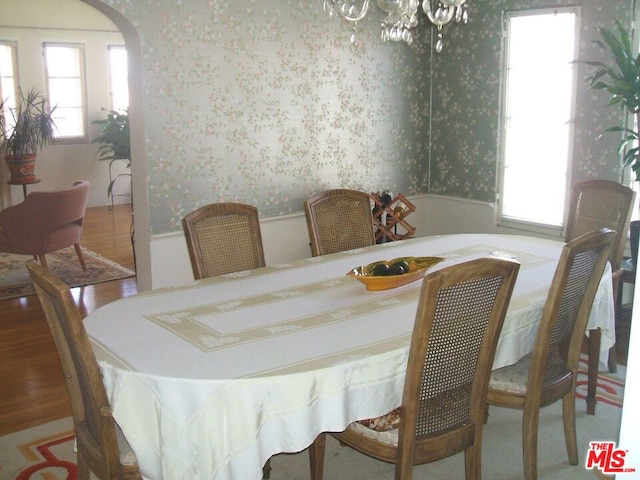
(0, 180, 91, 269)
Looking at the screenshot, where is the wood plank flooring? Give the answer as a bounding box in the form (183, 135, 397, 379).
(0, 204, 137, 436)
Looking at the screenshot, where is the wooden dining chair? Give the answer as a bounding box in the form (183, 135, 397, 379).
(486, 228, 614, 480)
(304, 189, 376, 256)
(27, 260, 141, 480)
(565, 179, 635, 376)
(181, 203, 273, 478)
(181, 202, 266, 280)
(309, 257, 520, 480)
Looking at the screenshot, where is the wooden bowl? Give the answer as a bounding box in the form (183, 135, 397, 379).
(347, 256, 444, 291)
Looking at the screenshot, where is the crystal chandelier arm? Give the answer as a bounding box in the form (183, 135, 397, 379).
(328, 0, 372, 23)
(422, 0, 455, 27)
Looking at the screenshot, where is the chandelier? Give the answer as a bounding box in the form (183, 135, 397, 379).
(323, 0, 469, 51)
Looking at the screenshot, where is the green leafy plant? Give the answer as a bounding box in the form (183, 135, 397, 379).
(582, 19, 640, 178)
(0, 88, 56, 158)
(92, 108, 130, 198)
(93, 108, 130, 161)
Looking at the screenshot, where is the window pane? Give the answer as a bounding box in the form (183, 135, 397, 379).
(44, 43, 86, 140)
(500, 10, 578, 229)
(0, 43, 15, 76)
(0, 42, 18, 134)
(108, 45, 128, 111)
(52, 107, 84, 137)
(48, 78, 83, 106)
(44, 46, 81, 77)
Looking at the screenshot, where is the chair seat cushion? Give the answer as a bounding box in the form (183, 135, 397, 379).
(345, 407, 401, 446)
(357, 407, 400, 432)
(349, 420, 399, 447)
(489, 353, 531, 394)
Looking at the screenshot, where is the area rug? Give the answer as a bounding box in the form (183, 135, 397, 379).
(0, 356, 625, 480)
(0, 247, 135, 301)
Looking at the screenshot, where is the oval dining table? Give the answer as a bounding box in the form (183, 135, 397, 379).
(84, 233, 614, 480)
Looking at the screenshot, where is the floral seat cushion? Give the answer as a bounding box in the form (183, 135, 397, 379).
(357, 407, 400, 432)
(489, 353, 531, 395)
(346, 407, 401, 446)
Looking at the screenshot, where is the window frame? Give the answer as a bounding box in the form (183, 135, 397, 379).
(43, 41, 88, 144)
(497, 7, 581, 237)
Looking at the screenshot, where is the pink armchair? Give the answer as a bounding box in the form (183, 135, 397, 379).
(0, 180, 91, 269)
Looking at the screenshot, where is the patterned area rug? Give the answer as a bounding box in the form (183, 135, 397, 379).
(0, 247, 135, 300)
(0, 356, 625, 480)
(576, 356, 625, 409)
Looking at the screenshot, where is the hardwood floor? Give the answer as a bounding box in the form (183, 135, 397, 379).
(0, 204, 137, 436)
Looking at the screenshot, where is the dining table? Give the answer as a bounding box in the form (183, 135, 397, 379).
(84, 233, 615, 480)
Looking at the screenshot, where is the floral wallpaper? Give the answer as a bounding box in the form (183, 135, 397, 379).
(101, 0, 633, 235)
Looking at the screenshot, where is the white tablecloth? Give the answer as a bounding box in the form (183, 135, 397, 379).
(84, 234, 614, 480)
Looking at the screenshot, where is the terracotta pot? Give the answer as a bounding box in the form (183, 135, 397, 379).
(4, 154, 37, 183)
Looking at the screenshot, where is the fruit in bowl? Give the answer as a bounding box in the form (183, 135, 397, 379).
(347, 256, 444, 291)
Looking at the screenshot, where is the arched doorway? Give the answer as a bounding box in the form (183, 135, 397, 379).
(80, 0, 151, 290)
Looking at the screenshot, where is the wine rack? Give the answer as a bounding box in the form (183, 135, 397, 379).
(370, 192, 416, 242)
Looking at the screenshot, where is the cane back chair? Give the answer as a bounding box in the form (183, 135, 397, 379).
(27, 260, 141, 480)
(304, 189, 376, 257)
(486, 228, 614, 480)
(182, 202, 266, 280)
(310, 257, 520, 480)
(566, 179, 634, 379)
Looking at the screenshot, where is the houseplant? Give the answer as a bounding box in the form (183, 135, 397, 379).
(583, 19, 640, 179)
(583, 19, 640, 266)
(0, 88, 57, 183)
(92, 108, 130, 199)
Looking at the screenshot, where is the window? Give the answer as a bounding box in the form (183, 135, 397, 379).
(108, 45, 128, 112)
(43, 43, 87, 141)
(0, 41, 18, 133)
(499, 8, 579, 235)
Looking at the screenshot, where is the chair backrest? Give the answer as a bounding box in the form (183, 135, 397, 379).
(27, 260, 123, 479)
(397, 257, 520, 466)
(304, 189, 376, 256)
(565, 180, 634, 270)
(181, 202, 266, 279)
(25, 180, 91, 231)
(529, 229, 614, 402)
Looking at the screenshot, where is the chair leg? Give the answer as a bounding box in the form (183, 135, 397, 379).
(77, 453, 90, 480)
(609, 276, 622, 373)
(38, 254, 48, 269)
(522, 406, 540, 480)
(562, 392, 579, 465)
(607, 346, 618, 374)
(74, 244, 87, 270)
(309, 433, 326, 480)
(464, 440, 482, 480)
(586, 328, 600, 415)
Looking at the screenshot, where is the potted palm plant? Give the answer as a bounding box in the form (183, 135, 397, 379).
(0, 88, 57, 183)
(583, 19, 640, 178)
(583, 19, 640, 266)
(92, 108, 130, 199)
